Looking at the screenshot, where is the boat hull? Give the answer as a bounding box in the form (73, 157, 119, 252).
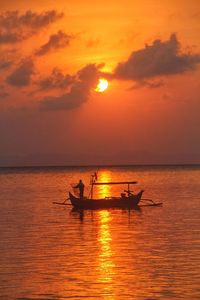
(69, 190, 144, 209)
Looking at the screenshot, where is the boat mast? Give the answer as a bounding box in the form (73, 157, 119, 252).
(90, 173, 96, 199)
(128, 183, 130, 194)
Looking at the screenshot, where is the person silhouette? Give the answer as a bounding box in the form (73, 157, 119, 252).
(74, 179, 85, 199)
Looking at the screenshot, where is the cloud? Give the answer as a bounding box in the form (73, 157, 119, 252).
(6, 58, 34, 87)
(37, 68, 74, 90)
(0, 10, 63, 44)
(40, 64, 101, 111)
(0, 59, 12, 70)
(0, 49, 18, 71)
(35, 31, 72, 56)
(0, 10, 63, 30)
(0, 32, 21, 44)
(131, 79, 164, 89)
(114, 34, 200, 81)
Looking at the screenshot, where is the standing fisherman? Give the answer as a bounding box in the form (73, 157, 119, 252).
(74, 179, 85, 199)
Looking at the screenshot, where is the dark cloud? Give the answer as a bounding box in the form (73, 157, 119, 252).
(0, 10, 63, 29)
(131, 79, 164, 89)
(37, 68, 74, 90)
(40, 64, 101, 111)
(0, 49, 19, 75)
(0, 32, 21, 44)
(6, 58, 34, 87)
(0, 10, 63, 44)
(0, 59, 12, 70)
(114, 34, 200, 81)
(35, 31, 72, 56)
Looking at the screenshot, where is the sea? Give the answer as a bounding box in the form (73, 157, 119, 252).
(0, 165, 200, 300)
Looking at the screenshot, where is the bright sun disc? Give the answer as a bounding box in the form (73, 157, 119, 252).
(95, 78, 108, 92)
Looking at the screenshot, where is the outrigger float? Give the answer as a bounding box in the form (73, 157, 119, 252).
(65, 173, 162, 209)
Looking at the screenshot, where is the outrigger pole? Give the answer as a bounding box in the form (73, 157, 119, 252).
(93, 181, 137, 185)
(94, 181, 137, 195)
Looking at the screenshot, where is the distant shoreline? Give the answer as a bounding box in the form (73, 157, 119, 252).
(0, 163, 200, 169)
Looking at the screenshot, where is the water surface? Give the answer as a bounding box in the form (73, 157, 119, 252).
(0, 165, 200, 299)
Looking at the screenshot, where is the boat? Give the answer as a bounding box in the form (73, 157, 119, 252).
(68, 173, 144, 210)
(69, 190, 144, 209)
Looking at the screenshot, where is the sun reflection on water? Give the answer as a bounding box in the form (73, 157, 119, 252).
(97, 210, 116, 298)
(97, 171, 112, 199)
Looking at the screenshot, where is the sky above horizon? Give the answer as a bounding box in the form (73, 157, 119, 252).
(0, 0, 200, 166)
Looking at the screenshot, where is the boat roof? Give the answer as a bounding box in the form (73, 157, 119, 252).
(92, 181, 137, 185)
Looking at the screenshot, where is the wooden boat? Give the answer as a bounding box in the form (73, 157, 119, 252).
(69, 189, 144, 209)
(68, 174, 144, 209)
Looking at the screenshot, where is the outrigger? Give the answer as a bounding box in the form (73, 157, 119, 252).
(53, 173, 162, 208)
(68, 173, 145, 209)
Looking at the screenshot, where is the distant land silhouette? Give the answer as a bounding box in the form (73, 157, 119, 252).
(0, 151, 199, 167)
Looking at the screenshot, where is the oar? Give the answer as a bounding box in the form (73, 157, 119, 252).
(52, 198, 71, 205)
(52, 202, 71, 205)
(140, 202, 162, 207)
(141, 198, 163, 206)
(141, 198, 155, 204)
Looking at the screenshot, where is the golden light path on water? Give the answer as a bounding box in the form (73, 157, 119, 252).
(97, 210, 115, 299)
(95, 171, 115, 298)
(96, 171, 112, 199)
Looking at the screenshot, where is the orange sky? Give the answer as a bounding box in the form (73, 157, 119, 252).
(0, 0, 200, 166)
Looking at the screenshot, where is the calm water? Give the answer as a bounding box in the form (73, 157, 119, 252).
(0, 165, 200, 300)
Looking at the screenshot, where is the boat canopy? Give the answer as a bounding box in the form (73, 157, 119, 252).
(92, 181, 137, 185)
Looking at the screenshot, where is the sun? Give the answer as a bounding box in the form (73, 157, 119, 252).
(95, 78, 108, 93)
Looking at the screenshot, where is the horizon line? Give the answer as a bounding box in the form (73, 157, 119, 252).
(0, 163, 200, 169)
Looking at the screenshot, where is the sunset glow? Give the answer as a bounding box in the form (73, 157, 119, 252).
(0, 1, 200, 166)
(1, 1, 200, 299)
(95, 78, 109, 93)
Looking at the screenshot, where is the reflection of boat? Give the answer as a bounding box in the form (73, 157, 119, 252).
(69, 174, 144, 209)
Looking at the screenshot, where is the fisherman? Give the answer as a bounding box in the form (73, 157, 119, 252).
(74, 179, 85, 199)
